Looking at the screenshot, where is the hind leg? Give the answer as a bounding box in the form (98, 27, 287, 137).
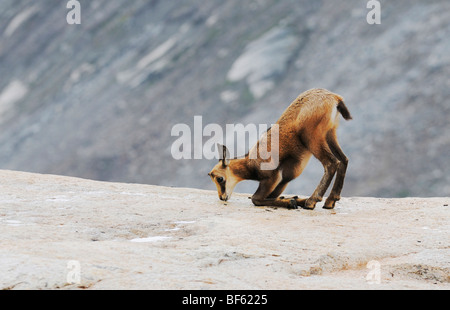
(323, 131, 348, 209)
(304, 146, 339, 210)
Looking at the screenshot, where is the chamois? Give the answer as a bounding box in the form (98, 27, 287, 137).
(208, 88, 352, 209)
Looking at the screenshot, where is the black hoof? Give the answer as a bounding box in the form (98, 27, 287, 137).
(323, 201, 336, 209)
(302, 199, 316, 210)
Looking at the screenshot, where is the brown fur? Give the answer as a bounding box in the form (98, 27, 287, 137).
(208, 88, 352, 209)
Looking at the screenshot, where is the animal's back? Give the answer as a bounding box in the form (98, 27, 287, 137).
(253, 88, 348, 164)
(273, 88, 345, 159)
(277, 88, 343, 128)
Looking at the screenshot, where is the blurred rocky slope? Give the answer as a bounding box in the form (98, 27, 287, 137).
(0, 0, 449, 197)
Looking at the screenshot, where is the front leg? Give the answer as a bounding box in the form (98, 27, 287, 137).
(251, 178, 297, 209)
(252, 197, 298, 209)
(279, 195, 308, 209)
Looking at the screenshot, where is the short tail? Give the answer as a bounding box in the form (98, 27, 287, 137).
(336, 98, 352, 120)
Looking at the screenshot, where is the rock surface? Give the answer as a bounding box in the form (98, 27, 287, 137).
(0, 170, 448, 289)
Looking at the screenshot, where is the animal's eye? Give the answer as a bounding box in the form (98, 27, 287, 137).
(216, 177, 224, 183)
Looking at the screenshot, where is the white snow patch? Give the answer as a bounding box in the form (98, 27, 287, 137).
(227, 26, 298, 99)
(164, 227, 180, 232)
(173, 221, 196, 224)
(46, 195, 71, 202)
(5, 220, 23, 226)
(205, 14, 219, 27)
(116, 37, 177, 87)
(120, 192, 147, 196)
(137, 37, 177, 70)
(164, 221, 195, 232)
(4, 6, 39, 37)
(130, 236, 172, 243)
(69, 63, 95, 83)
(0, 80, 28, 117)
(220, 90, 239, 103)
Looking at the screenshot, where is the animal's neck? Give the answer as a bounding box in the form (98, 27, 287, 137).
(228, 157, 260, 181)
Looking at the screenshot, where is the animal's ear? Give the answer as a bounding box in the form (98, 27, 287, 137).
(216, 143, 230, 167)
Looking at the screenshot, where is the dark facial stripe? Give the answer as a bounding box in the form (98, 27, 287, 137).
(220, 182, 226, 195)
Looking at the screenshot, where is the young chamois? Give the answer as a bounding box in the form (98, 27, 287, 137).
(208, 88, 352, 209)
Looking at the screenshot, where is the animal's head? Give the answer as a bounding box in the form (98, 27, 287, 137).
(208, 144, 240, 202)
